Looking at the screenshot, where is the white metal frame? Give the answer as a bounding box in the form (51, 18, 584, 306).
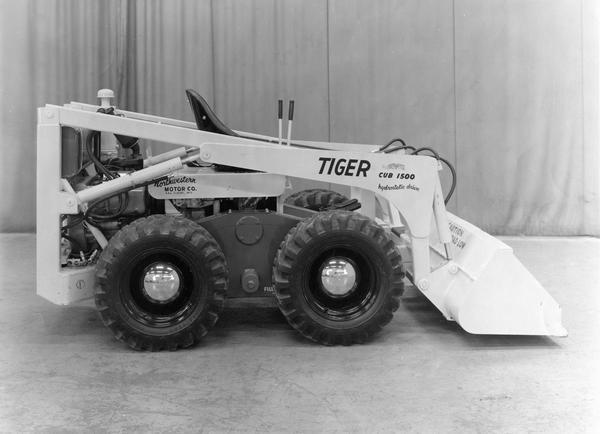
(36, 100, 566, 337)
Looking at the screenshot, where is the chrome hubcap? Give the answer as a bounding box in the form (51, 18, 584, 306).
(142, 263, 181, 303)
(319, 257, 357, 297)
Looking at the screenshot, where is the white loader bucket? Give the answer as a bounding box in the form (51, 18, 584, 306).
(423, 213, 567, 337)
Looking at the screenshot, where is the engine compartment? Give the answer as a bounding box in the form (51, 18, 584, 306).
(59, 125, 280, 269)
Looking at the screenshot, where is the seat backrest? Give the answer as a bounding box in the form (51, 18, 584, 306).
(185, 89, 239, 137)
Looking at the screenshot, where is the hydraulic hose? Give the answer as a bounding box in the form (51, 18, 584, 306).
(378, 138, 457, 204)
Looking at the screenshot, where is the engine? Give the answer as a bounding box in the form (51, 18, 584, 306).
(59, 126, 276, 267)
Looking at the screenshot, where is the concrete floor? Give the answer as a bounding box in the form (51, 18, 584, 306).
(0, 234, 598, 433)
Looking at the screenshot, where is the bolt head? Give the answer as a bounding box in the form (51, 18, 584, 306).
(418, 279, 429, 291)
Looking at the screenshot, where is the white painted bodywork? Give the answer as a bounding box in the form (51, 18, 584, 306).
(148, 167, 287, 200)
(36, 101, 567, 337)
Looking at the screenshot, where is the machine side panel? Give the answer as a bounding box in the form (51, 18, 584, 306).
(198, 212, 301, 298)
(197, 142, 440, 282)
(148, 169, 286, 200)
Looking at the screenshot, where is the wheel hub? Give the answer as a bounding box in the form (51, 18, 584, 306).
(142, 263, 181, 303)
(319, 257, 357, 297)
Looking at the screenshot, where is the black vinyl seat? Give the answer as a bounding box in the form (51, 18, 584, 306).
(185, 89, 239, 137)
(185, 89, 256, 173)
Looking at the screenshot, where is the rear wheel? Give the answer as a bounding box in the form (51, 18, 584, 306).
(95, 215, 227, 351)
(285, 189, 349, 211)
(273, 210, 404, 345)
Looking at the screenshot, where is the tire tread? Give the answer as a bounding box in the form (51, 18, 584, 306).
(273, 210, 404, 346)
(95, 215, 227, 351)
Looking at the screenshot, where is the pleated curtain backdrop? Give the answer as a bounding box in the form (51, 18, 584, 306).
(0, 0, 598, 235)
(0, 0, 128, 232)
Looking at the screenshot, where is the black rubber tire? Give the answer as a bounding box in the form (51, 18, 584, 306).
(94, 215, 227, 351)
(273, 210, 404, 345)
(284, 189, 349, 211)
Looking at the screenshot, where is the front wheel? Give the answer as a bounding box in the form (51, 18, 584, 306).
(94, 215, 228, 351)
(273, 210, 404, 345)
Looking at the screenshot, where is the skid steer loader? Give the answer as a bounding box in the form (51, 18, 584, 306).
(36, 89, 567, 350)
